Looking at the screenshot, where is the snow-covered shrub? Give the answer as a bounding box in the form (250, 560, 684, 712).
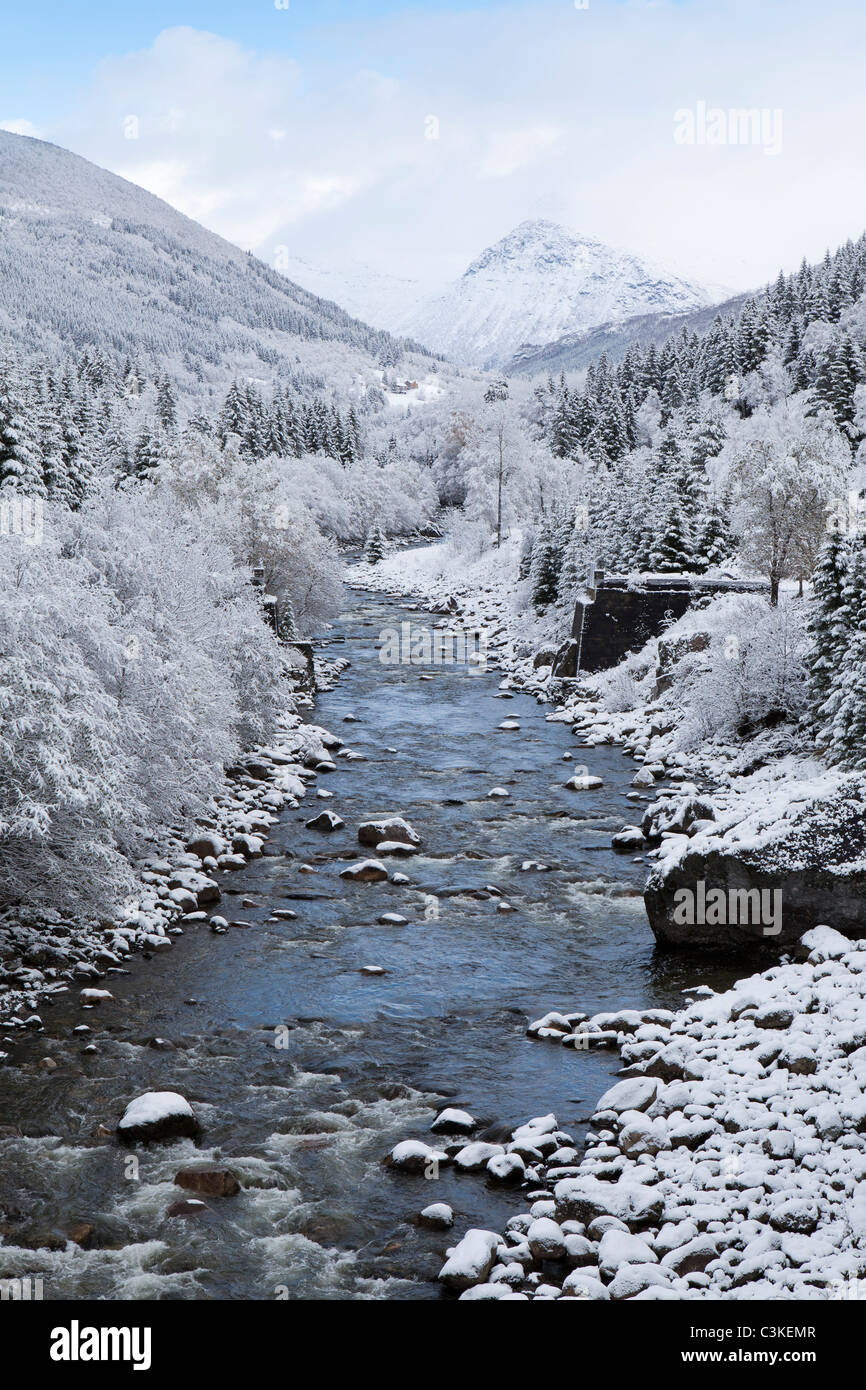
(597, 655, 646, 714)
(158, 438, 344, 632)
(670, 594, 809, 747)
(0, 485, 288, 917)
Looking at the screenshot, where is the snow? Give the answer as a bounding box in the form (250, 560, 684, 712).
(439, 1229, 504, 1289)
(418, 929, 866, 1297)
(403, 220, 711, 369)
(118, 1092, 194, 1132)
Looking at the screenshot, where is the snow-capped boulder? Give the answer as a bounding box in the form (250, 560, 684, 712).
(357, 816, 421, 849)
(430, 1107, 477, 1135)
(385, 1140, 449, 1174)
(118, 1092, 200, 1145)
(340, 860, 389, 883)
(305, 810, 345, 833)
(565, 774, 603, 791)
(419, 1203, 454, 1229)
(439, 1229, 504, 1290)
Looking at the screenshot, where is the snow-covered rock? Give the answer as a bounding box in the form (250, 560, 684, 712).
(118, 1092, 200, 1145)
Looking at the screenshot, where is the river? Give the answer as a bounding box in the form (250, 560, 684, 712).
(0, 588, 741, 1300)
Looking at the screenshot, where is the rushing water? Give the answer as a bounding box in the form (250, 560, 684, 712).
(0, 590, 742, 1301)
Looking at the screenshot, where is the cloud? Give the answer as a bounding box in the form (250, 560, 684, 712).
(40, 4, 866, 294)
(1, 119, 40, 137)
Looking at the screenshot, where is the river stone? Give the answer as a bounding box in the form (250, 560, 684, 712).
(386, 1140, 449, 1174)
(660, 1234, 718, 1275)
(612, 826, 646, 852)
(555, 1176, 664, 1229)
(487, 1152, 526, 1183)
(118, 1091, 201, 1145)
(527, 1217, 567, 1260)
(174, 1166, 240, 1198)
(187, 833, 225, 860)
(420, 1203, 454, 1229)
(439, 1230, 503, 1290)
(431, 1108, 477, 1135)
(595, 1077, 658, 1115)
(358, 817, 421, 849)
(166, 1199, 209, 1219)
(305, 810, 345, 833)
(454, 1141, 505, 1171)
(340, 860, 388, 883)
(565, 774, 603, 791)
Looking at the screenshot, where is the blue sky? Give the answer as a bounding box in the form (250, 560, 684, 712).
(3, 0, 866, 296)
(5, 0, 511, 115)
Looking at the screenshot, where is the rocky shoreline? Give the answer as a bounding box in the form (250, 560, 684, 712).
(388, 924, 866, 1300)
(0, 655, 349, 1037)
(354, 553, 866, 1301)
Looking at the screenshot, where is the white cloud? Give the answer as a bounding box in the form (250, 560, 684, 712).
(1, 119, 40, 137)
(40, 4, 866, 294)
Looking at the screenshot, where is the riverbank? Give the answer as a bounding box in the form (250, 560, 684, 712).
(354, 545, 863, 951)
(0, 656, 349, 1031)
(390, 923, 866, 1301)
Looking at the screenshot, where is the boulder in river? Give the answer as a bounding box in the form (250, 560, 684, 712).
(419, 1202, 454, 1229)
(385, 1140, 450, 1173)
(439, 1229, 504, 1290)
(565, 774, 603, 791)
(358, 816, 421, 849)
(305, 810, 345, 833)
(174, 1166, 240, 1197)
(340, 860, 389, 883)
(118, 1092, 201, 1145)
(166, 1199, 209, 1219)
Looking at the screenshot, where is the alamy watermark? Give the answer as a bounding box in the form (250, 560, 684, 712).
(674, 102, 783, 157)
(673, 881, 782, 937)
(0, 495, 43, 546)
(1, 1275, 44, 1300)
(378, 622, 488, 673)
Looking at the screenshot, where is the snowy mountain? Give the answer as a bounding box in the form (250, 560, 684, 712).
(0, 130, 429, 396)
(401, 220, 714, 369)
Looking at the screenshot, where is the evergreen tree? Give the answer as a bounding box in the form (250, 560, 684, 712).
(806, 532, 855, 723)
(0, 366, 43, 494)
(529, 527, 560, 607)
(651, 496, 693, 573)
(364, 526, 387, 565)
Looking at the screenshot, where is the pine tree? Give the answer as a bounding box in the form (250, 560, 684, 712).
(0, 366, 44, 495)
(651, 497, 693, 573)
(695, 493, 733, 571)
(364, 526, 387, 565)
(529, 527, 560, 607)
(278, 599, 298, 643)
(806, 532, 855, 723)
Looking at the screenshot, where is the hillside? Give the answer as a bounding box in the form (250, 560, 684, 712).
(0, 130, 433, 400)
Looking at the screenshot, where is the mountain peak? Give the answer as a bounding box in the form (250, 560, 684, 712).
(408, 220, 712, 367)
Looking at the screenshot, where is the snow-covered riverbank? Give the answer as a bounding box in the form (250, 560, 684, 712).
(0, 660, 349, 1031)
(358, 543, 866, 1301)
(390, 924, 866, 1301)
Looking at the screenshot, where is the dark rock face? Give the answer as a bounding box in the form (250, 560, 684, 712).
(571, 577, 767, 675)
(646, 781, 866, 950)
(645, 848, 866, 950)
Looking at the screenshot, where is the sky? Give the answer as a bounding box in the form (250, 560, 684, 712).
(3, 0, 866, 300)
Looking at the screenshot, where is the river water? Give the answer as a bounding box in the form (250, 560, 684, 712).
(0, 590, 740, 1300)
